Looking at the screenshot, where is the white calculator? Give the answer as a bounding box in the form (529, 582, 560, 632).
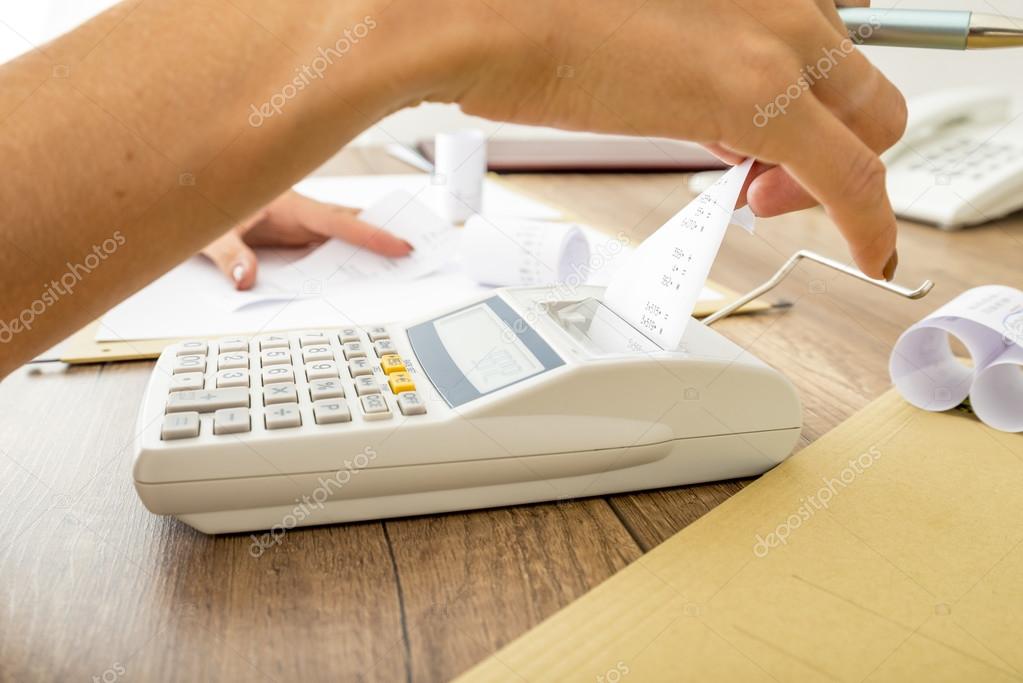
(133, 285, 802, 534)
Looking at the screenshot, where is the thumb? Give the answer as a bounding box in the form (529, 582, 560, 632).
(201, 230, 259, 290)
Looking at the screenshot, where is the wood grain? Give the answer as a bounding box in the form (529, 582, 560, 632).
(0, 146, 1019, 681)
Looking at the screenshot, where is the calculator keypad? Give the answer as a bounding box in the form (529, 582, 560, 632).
(162, 412, 200, 439)
(397, 391, 427, 416)
(261, 366, 295, 385)
(170, 372, 204, 392)
(166, 388, 249, 413)
(360, 394, 391, 420)
(159, 326, 427, 441)
(216, 369, 250, 388)
(173, 355, 206, 374)
(265, 404, 302, 430)
(263, 383, 298, 406)
(217, 352, 249, 370)
(309, 379, 344, 401)
(214, 407, 251, 435)
(348, 358, 374, 377)
(313, 399, 351, 424)
(306, 361, 339, 380)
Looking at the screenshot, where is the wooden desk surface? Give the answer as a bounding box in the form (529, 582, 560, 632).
(1, 147, 1020, 682)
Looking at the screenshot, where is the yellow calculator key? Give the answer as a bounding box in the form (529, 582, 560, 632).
(387, 372, 415, 394)
(380, 354, 406, 375)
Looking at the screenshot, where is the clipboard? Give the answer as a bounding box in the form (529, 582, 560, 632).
(56, 280, 770, 364)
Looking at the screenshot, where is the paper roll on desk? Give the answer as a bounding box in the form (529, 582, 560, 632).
(434, 129, 487, 223)
(891, 285, 1023, 432)
(460, 215, 591, 287)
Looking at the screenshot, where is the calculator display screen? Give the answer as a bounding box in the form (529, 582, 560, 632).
(434, 305, 544, 394)
(407, 297, 564, 407)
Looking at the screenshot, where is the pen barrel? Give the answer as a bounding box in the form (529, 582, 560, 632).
(839, 8, 970, 49)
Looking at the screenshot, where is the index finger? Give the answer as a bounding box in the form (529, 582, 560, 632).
(759, 94, 897, 279)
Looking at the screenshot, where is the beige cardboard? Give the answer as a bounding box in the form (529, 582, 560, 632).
(459, 391, 1023, 682)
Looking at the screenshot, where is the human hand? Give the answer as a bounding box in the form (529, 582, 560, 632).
(450, 0, 906, 278)
(201, 190, 412, 290)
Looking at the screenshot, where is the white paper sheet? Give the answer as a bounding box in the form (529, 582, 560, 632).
(890, 285, 1023, 432)
(98, 176, 727, 342)
(293, 174, 561, 221)
(256, 190, 457, 303)
(603, 159, 755, 350)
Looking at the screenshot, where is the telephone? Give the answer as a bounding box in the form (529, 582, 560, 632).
(883, 87, 1023, 229)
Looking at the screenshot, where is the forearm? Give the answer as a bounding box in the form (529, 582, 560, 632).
(0, 0, 907, 378)
(0, 0, 482, 377)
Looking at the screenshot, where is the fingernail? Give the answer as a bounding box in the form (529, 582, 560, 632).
(232, 262, 246, 285)
(882, 250, 898, 282)
(401, 240, 414, 252)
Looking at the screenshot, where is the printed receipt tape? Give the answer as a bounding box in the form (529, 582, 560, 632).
(890, 285, 1023, 432)
(604, 159, 755, 350)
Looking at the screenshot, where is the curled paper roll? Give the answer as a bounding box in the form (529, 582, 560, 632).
(972, 344, 1023, 432)
(434, 129, 486, 223)
(460, 215, 591, 287)
(890, 285, 1023, 432)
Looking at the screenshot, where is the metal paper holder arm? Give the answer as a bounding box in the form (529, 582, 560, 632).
(702, 250, 934, 326)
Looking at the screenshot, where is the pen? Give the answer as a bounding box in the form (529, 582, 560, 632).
(839, 8, 1023, 49)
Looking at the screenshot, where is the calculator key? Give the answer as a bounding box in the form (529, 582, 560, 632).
(169, 372, 205, 393)
(216, 369, 250, 389)
(397, 391, 427, 416)
(261, 366, 295, 385)
(166, 388, 249, 413)
(176, 340, 208, 356)
(339, 327, 361, 343)
(342, 341, 366, 360)
(360, 394, 391, 420)
(265, 404, 301, 430)
(161, 412, 200, 440)
(379, 354, 406, 375)
(213, 408, 251, 435)
(302, 346, 334, 363)
(172, 355, 206, 374)
(348, 357, 374, 377)
(306, 361, 339, 380)
(260, 349, 291, 367)
(309, 379, 344, 401)
(299, 333, 329, 347)
(355, 375, 381, 396)
(257, 334, 290, 350)
(313, 399, 352, 425)
(217, 337, 249, 353)
(387, 372, 416, 394)
(263, 382, 298, 406)
(373, 340, 397, 356)
(368, 327, 389, 342)
(217, 351, 249, 370)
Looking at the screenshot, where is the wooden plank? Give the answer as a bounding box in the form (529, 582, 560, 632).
(384, 500, 643, 682)
(0, 360, 407, 682)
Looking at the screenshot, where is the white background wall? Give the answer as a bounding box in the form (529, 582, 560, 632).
(0, 0, 1018, 144)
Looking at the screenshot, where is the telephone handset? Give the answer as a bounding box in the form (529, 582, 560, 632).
(883, 87, 1023, 229)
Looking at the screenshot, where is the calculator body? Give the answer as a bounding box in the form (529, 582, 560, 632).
(133, 285, 801, 534)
